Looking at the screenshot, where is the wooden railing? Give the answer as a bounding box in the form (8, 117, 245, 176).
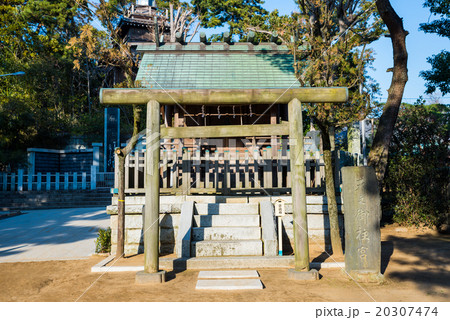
(117, 148, 337, 195)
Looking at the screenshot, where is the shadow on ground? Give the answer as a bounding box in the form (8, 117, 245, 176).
(0, 208, 109, 259)
(382, 233, 450, 293)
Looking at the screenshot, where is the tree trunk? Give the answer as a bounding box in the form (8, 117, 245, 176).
(318, 122, 343, 256)
(368, 0, 408, 184)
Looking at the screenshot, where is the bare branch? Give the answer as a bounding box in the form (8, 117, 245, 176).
(187, 21, 201, 43)
(246, 26, 290, 44)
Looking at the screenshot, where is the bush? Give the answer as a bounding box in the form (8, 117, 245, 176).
(384, 102, 449, 228)
(95, 228, 111, 254)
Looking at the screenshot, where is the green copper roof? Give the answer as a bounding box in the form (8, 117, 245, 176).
(135, 42, 301, 90)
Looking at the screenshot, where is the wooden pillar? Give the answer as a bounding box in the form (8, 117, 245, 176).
(163, 105, 173, 149)
(144, 100, 161, 273)
(270, 106, 278, 157)
(288, 98, 310, 271)
(174, 106, 183, 155)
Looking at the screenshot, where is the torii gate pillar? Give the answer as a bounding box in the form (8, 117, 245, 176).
(135, 100, 166, 284)
(288, 98, 318, 280)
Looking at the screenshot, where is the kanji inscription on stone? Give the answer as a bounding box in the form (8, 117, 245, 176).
(342, 167, 384, 283)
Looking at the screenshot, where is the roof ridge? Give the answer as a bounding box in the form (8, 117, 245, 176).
(136, 42, 307, 53)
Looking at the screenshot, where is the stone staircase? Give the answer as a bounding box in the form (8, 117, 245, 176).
(190, 203, 264, 257)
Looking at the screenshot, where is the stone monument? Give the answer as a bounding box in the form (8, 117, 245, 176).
(342, 166, 384, 283)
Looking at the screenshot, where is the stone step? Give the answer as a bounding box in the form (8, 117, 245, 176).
(160, 256, 296, 270)
(195, 203, 259, 215)
(193, 214, 260, 228)
(198, 270, 260, 279)
(191, 240, 263, 257)
(192, 227, 261, 241)
(196, 278, 263, 290)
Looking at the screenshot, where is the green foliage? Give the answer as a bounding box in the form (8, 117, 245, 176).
(250, 1, 382, 129)
(384, 102, 449, 227)
(420, 50, 450, 95)
(0, 1, 97, 170)
(156, 0, 186, 9)
(420, 0, 450, 95)
(420, 0, 450, 37)
(191, 0, 268, 40)
(95, 227, 112, 253)
(292, 1, 383, 127)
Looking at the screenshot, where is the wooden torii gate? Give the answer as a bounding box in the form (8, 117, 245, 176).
(100, 87, 348, 282)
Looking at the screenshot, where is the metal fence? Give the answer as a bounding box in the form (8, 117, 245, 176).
(0, 166, 115, 192)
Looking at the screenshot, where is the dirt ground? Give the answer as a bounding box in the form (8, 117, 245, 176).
(0, 224, 448, 302)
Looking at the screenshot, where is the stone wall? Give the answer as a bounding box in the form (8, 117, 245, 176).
(29, 148, 94, 174)
(108, 197, 182, 255)
(107, 195, 344, 256)
(110, 213, 181, 255)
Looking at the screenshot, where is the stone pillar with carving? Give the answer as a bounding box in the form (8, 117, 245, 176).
(342, 166, 384, 283)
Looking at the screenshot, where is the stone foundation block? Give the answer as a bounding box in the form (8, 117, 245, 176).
(135, 270, 166, 284)
(125, 229, 143, 244)
(288, 268, 319, 280)
(346, 270, 385, 283)
(110, 215, 144, 229)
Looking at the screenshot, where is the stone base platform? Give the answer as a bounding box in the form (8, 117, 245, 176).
(91, 255, 345, 273)
(135, 270, 166, 284)
(288, 268, 319, 280)
(346, 270, 385, 283)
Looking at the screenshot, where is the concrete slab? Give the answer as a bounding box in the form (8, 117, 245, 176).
(198, 270, 259, 279)
(0, 207, 109, 263)
(196, 278, 263, 290)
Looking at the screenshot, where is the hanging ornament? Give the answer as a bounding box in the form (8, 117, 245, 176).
(218, 106, 221, 119)
(249, 104, 253, 117)
(201, 105, 205, 118)
(233, 106, 236, 118)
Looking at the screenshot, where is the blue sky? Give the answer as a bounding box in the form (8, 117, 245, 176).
(201, 0, 449, 104)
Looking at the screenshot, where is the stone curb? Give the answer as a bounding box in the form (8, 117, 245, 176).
(91, 256, 345, 272)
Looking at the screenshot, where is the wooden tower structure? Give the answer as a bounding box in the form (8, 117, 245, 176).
(117, 0, 171, 53)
